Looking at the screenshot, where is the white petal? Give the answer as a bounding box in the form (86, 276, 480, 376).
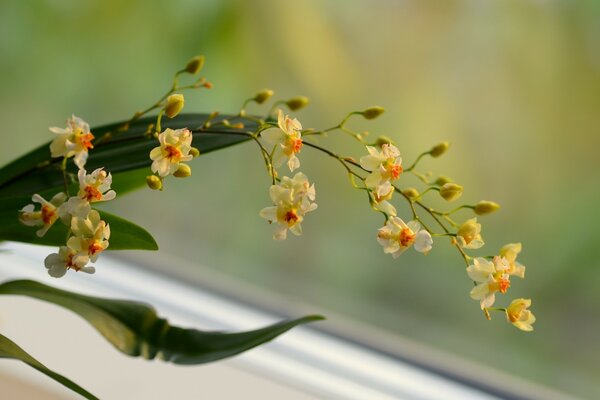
(414, 230, 433, 254)
(259, 206, 277, 221)
(287, 155, 300, 172)
(74, 151, 88, 169)
(261, 128, 286, 145)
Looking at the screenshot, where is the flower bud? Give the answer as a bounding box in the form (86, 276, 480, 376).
(434, 176, 453, 186)
(286, 96, 309, 111)
(430, 141, 449, 157)
(457, 218, 479, 242)
(189, 147, 200, 158)
(184, 55, 205, 74)
(173, 164, 192, 178)
(402, 187, 419, 200)
(374, 135, 393, 148)
(165, 94, 184, 118)
(254, 89, 274, 104)
(362, 106, 385, 120)
(439, 183, 463, 201)
(474, 200, 500, 215)
(146, 175, 162, 190)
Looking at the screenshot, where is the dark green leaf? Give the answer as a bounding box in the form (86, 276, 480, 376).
(0, 196, 157, 250)
(0, 114, 255, 198)
(0, 332, 98, 399)
(0, 280, 324, 364)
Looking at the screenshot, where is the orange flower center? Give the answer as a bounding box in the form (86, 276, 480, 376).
(399, 228, 415, 247)
(83, 185, 103, 201)
(284, 210, 299, 226)
(383, 160, 402, 180)
(41, 205, 56, 225)
(165, 145, 182, 161)
(498, 278, 510, 294)
(78, 132, 95, 150)
(292, 138, 303, 153)
(89, 241, 104, 256)
(489, 276, 511, 294)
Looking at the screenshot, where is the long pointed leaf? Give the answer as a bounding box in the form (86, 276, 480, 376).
(0, 280, 323, 364)
(0, 332, 98, 399)
(0, 196, 157, 250)
(0, 114, 254, 197)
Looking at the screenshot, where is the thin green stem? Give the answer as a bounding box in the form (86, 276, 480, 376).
(405, 151, 430, 172)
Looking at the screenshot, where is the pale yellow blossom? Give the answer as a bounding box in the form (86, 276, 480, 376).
(49, 115, 95, 168)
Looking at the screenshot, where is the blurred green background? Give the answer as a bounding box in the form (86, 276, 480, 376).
(1, 0, 599, 398)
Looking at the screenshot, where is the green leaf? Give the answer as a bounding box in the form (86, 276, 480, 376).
(0, 332, 98, 400)
(0, 280, 324, 364)
(0, 114, 255, 198)
(0, 196, 157, 250)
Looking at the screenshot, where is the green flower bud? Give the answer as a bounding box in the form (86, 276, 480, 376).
(402, 187, 419, 199)
(254, 89, 274, 104)
(362, 106, 385, 120)
(146, 175, 162, 190)
(434, 176, 453, 186)
(374, 135, 393, 148)
(189, 147, 200, 158)
(185, 55, 205, 74)
(430, 141, 450, 157)
(165, 94, 184, 118)
(474, 200, 500, 215)
(439, 183, 463, 202)
(286, 96, 309, 111)
(173, 164, 192, 178)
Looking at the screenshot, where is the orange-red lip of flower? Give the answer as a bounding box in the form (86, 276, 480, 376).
(499, 278, 511, 294)
(165, 145, 182, 161)
(399, 228, 415, 247)
(88, 242, 104, 256)
(80, 133, 95, 150)
(284, 210, 299, 225)
(41, 205, 56, 225)
(83, 185, 103, 201)
(292, 138, 303, 153)
(390, 164, 403, 180)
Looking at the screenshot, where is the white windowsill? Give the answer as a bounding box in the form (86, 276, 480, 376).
(0, 242, 574, 400)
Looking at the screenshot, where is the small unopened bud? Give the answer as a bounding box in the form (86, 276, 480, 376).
(173, 164, 192, 178)
(146, 175, 162, 190)
(165, 94, 184, 118)
(434, 176, 453, 186)
(474, 200, 500, 215)
(375, 135, 393, 148)
(439, 183, 463, 201)
(189, 147, 200, 158)
(362, 106, 385, 120)
(286, 96, 309, 111)
(254, 89, 274, 104)
(203, 81, 213, 89)
(231, 122, 245, 129)
(184, 55, 205, 74)
(430, 141, 450, 158)
(402, 187, 419, 200)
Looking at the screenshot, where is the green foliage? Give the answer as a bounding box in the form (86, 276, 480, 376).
(0, 280, 324, 364)
(0, 196, 157, 250)
(0, 332, 98, 399)
(0, 114, 254, 198)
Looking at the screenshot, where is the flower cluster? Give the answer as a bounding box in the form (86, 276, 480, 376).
(145, 93, 199, 191)
(259, 172, 317, 240)
(17, 57, 535, 333)
(259, 109, 319, 240)
(19, 116, 115, 277)
(248, 95, 534, 331)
